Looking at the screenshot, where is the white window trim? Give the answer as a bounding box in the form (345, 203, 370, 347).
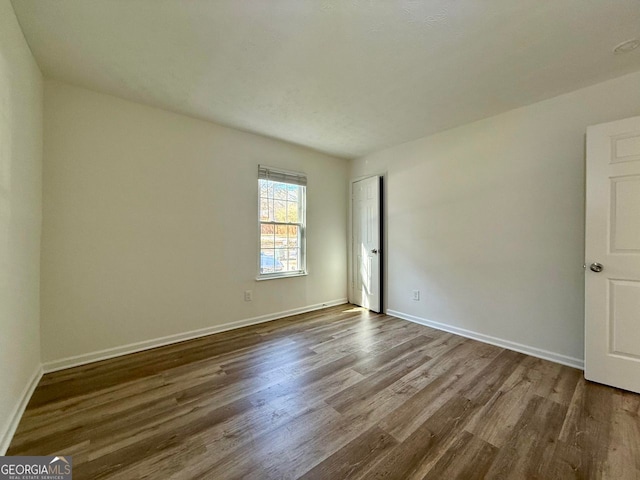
(255, 270, 308, 281)
(257, 165, 307, 280)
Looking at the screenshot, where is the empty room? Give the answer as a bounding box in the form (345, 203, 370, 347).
(2, 0, 640, 478)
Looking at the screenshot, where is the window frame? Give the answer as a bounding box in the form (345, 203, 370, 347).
(256, 166, 307, 280)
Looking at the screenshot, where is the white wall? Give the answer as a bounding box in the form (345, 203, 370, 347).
(351, 71, 640, 366)
(0, 0, 43, 453)
(42, 80, 348, 365)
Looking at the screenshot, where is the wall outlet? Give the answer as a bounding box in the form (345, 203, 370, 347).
(412, 290, 420, 301)
(244, 290, 253, 302)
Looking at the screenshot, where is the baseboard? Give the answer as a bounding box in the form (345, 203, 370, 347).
(0, 364, 43, 455)
(387, 309, 584, 370)
(43, 299, 348, 373)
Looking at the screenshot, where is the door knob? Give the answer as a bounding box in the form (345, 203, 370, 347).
(590, 262, 604, 273)
(371, 249, 378, 254)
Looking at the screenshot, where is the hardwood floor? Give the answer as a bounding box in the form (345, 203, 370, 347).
(8, 305, 640, 479)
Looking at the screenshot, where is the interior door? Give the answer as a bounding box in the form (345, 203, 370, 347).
(352, 176, 381, 312)
(585, 116, 640, 394)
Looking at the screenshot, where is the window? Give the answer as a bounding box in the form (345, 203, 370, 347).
(258, 165, 307, 279)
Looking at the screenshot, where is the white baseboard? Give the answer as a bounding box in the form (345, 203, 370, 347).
(387, 309, 584, 370)
(1, 364, 43, 455)
(43, 299, 348, 373)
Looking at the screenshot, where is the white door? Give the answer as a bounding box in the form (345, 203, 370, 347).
(585, 116, 640, 394)
(352, 176, 381, 312)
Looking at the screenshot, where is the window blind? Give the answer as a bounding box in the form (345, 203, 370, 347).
(258, 165, 307, 186)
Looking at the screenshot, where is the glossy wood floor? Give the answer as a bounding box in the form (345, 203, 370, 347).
(9, 305, 640, 479)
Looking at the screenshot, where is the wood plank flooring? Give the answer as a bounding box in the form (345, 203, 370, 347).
(8, 305, 640, 479)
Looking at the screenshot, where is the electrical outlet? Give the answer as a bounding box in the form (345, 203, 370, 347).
(412, 290, 420, 301)
(244, 290, 253, 302)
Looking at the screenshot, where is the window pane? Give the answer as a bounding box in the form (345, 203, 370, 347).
(259, 179, 268, 198)
(260, 249, 281, 274)
(274, 200, 286, 222)
(274, 248, 288, 272)
(288, 248, 300, 271)
(260, 223, 275, 248)
(260, 198, 270, 221)
(274, 183, 287, 200)
(286, 202, 299, 223)
(275, 225, 288, 249)
(287, 225, 299, 247)
(287, 185, 299, 202)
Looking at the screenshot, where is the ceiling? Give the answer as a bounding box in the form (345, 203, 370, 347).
(12, 0, 640, 159)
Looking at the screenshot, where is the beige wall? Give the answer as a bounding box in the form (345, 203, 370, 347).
(0, 0, 43, 453)
(351, 71, 640, 365)
(42, 80, 348, 364)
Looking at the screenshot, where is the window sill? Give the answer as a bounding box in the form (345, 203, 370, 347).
(256, 271, 308, 281)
